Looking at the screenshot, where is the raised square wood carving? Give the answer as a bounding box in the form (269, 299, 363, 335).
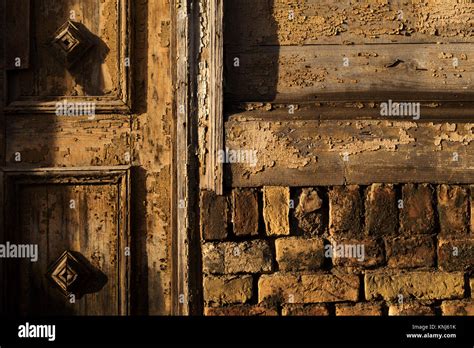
(46, 250, 92, 297)
(49, 21, 94, 69)
(4, 0, 132, 114)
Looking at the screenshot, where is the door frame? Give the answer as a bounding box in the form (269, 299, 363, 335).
(172, 0, 225, 315)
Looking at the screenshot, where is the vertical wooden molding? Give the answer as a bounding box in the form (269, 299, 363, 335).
(120, 170, 131, 315)
(208, 0, 224, 195)
(173, 0, 222, 315)
(173, 0, 192, 316)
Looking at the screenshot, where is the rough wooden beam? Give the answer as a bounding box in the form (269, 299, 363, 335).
(225, 44, 474, 103)
(206, 0, 224, 194)
(224, 0, 474, 47)
(227, 103, 474, 123)
(226, 118, 474, 186)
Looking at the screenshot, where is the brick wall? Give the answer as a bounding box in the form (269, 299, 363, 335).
(200, 184, 474, 316)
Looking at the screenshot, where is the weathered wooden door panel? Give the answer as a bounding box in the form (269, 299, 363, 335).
(2, 0, 133, 314)
(4, 0, 131, 113)
(1, 0, 174, 316)
(3, 170, 130, 315)
(4, 116, 130, 168)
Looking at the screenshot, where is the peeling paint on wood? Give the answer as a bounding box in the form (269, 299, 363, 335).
(226, 119, 474, 186)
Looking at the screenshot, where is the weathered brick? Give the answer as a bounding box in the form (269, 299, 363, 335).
(263, 186, 290, 236)
(204, 304, 278, 316)
(232, 188, 259, 237)
(336, 302, 383, 316)
(258, 273, 299, 304)
(437, 185, 469, 238)
(275, 237, 324, 272)
(200, 191, 229, 240)
(258, 272, 359, 303)
(389, 302, 435, 316)
(330, 238, 384, 268)
(329, 185, 363, 238)
(202, 240, 273, 274)
(295, 188, 323, 214)
(225, 240, 273, 274)
(301, 273, 359, 302)
(203, 275, 253, 306)
(202, 242, 225, 274)
(294, 188, 325, 236)
(438, 239, 474, 272)
(400, 184, 435, 234)
(282, 304, 329, 316)
(441, 300, 474, 316)
(385, 236, 435, 269)
(365, 184, 397, 237)
(365, 271, 464, 301)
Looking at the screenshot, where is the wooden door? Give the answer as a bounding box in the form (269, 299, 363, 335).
(0, 0, 172, 315)
(3, 171, 129, 315)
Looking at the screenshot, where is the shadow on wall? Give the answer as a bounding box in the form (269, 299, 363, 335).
(224, 0, 279, 110)
(222, 0, 279, 188)
(67, 22, 111, 96)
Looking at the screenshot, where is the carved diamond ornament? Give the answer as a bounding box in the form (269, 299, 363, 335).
(50, 21, 93, 68)
(46, 250, 92, 296)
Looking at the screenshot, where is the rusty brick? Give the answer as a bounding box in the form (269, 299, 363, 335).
(330, 238, 384, 268)
(204, 304, 278, 316)
(365, 184, 397, 237)
(329, 185, 363, 238)
(275, 237, 324, 272)
(400, 184, 435, 234)
(263, 186, 290, 236)
(437, 185, 469, 238)
(385, 236, 435, 269)
(441, 300, 474, 316)
(202, 240, 273, 274)
(365, 271, 464, 301)
(200, 190, 229, 240)
(258, 272, 359, 303)
(438, 239, 474, 272)
(282, 304, 330, 316)
(203, 275, 253, 306)
(389, 302, 435, 316)
(336, 302, 383, 316)
(294, 188, 325, 236)
(232, 188, 259, 237)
